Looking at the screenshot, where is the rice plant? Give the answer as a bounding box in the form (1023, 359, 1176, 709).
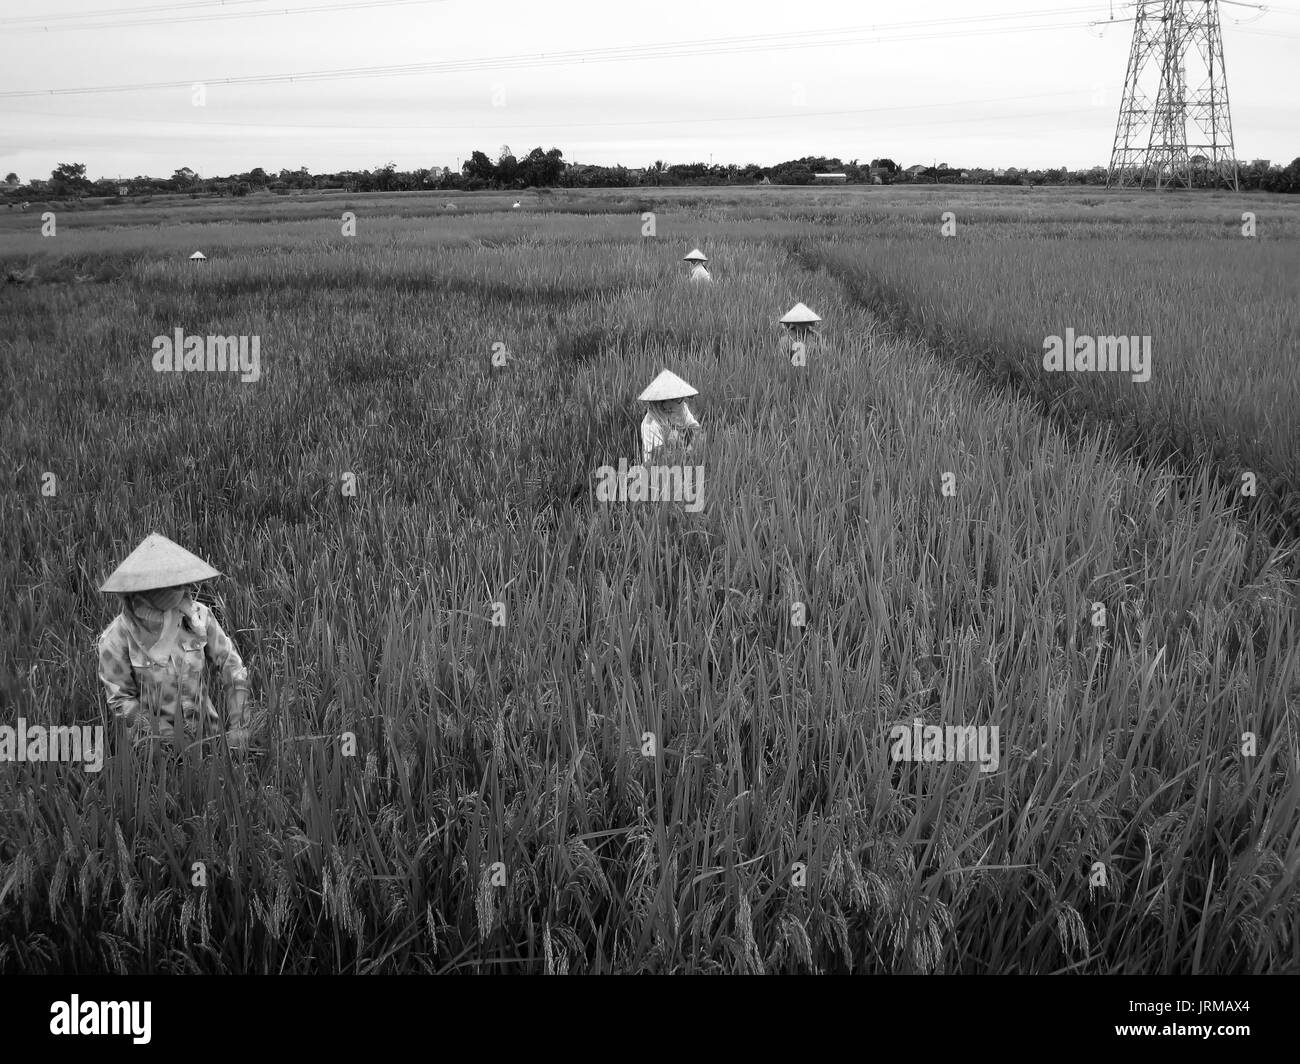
(0, 186, 1297, 973)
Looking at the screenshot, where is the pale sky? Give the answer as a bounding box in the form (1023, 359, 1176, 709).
(1, 0, 1296, 182)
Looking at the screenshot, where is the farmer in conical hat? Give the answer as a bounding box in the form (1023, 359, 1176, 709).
(638, 369, 702, 464)
(683, 248, 711, 284)
(96, 533, 252, 749)
(779, 302, 821, 334)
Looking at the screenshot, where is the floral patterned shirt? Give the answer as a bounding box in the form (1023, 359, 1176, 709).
(97, 601, 249, 737)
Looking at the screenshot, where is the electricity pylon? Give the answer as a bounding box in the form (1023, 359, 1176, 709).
(1107, 1, 1238, 190)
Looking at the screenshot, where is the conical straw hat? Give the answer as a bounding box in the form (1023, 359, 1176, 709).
(190, 251, 206, 260)
(683, 248, 708, 262)
(99, 533, 221, 593)
(638, 369, 698, 402)
(780, 302, 821, 325)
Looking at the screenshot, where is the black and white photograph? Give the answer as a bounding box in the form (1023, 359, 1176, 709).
(1, 0, 1297, 1026)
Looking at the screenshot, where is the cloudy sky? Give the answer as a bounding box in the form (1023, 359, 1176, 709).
(1, 0, 1296, 181)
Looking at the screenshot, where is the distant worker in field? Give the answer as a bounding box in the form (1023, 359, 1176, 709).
(684, 248, 712, 284)
(96, 533, 252, 750)
(638, 369, 703, 463)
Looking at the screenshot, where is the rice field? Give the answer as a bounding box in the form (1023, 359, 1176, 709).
(1, 185, 1298, 974)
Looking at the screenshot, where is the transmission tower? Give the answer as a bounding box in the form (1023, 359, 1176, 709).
(1107, 1, 1238, 190)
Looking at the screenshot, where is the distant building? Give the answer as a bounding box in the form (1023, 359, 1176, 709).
(813, 173, 847, 183)
(118, 185, 128, 196)
(757, 175, 772, 185)
(905, 164, 928, 176)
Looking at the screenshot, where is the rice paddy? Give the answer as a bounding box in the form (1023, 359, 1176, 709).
(1, 184, 1298, 973)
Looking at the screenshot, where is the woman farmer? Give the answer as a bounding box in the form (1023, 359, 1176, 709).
(683, 248, 712, 284)
(638, 369, 703, 464)
(97, 533, 251, 749)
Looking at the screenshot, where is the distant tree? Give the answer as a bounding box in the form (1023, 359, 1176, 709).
(463, 150, 496, 183)
(50, 162, 91, 195)
(768, 158, 815, 184)
(497, 146, 519, 187)
(52, 162, 88, 183)
(1254, 158, 1290, 193)
(4, 172, 17, 185)
(516, 147, 565, 187)
(542, 147, 566, 185)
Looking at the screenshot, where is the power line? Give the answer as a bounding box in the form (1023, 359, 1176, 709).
(0, 89, 1094, 133)
(5, 0, 450, 34)
(4, 0, 272, 24)
(0, 11, 1114, 98)
(1236, 25, 1300, 36)
(1, 1, 1098, 30)
(20, 107, 1105, 159)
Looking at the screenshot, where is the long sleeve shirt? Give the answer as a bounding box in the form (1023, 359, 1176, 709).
(97, 601, 249, 738)
(641, 402, 701, 464)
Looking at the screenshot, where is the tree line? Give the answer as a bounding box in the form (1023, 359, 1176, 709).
(7, 149, 1300, 200)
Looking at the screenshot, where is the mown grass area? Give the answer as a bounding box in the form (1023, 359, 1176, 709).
(1, 188, 1298, 973)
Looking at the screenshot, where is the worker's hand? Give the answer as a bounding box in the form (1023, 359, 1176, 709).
(226, 688, 250, 726)
(128, 713, 156, 742)
(225, 727, 250, 751)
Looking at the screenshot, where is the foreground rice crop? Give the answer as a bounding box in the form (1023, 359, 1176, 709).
(1, 187, 1298, 973)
